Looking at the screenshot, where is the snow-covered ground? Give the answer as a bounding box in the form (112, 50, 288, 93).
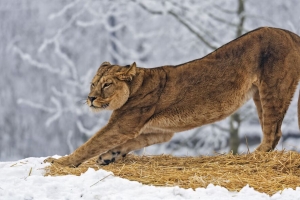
(1, 157, 300, 200)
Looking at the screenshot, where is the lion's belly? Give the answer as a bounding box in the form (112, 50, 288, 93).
(144, 86, 257, 133)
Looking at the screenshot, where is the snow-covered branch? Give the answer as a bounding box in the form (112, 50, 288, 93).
(39, 5, 86, 53)
(134, 0, 218, 50)
(53, 40, 78, 80)
(17, 99, 56, 113)
(168, 11, 218, 50)
(13, 46, 61, 74)
(45, 97, 63, 127)
(48, 0, 82, 20)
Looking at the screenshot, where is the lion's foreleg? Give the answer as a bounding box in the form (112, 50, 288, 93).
(45, 124, 134, 167)
(97, 132, 174, 165)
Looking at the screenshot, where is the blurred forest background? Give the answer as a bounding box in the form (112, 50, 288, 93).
(1, 0, 300, 161)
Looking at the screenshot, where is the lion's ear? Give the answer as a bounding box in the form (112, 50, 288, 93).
(117, 62, 137, 81)
(101, 61, 111, 67)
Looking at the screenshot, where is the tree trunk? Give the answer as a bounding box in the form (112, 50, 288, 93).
(108, 16, 119, 64)
(229, 113, 241, 154)
(228, 0, 245, 154)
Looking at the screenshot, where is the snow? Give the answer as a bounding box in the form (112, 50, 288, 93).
(1, 157, 300, 200)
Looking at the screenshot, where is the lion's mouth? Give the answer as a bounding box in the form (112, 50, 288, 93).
(101, 103, 109, 109)
(90, 103, 109, 109)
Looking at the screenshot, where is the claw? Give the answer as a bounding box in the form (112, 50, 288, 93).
(44, 157, 57, 164)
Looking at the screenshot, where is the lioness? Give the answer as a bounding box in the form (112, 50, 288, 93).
(46, 27, 300, 167)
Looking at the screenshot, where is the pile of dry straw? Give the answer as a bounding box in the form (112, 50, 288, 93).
(45, 151, 300, 195)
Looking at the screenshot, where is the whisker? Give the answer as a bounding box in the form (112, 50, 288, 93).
(77, 99, 88, 105)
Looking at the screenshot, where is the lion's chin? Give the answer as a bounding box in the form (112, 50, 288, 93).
(90, 107, 101, 113)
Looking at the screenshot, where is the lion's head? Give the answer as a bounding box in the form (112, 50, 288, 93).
(87, 61, 137, 111)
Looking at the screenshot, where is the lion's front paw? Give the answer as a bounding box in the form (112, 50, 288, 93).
(44, 156, 79, 167)
(97, 150, 127, 165)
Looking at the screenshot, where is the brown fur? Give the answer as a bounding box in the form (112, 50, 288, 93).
(45, 27, 300, 166)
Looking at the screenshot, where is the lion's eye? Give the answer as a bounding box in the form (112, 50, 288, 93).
(103, 82, 112, 89)
(91, 83, 95, 88)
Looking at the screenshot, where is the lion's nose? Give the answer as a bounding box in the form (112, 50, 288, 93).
(88, 96, 97, 103)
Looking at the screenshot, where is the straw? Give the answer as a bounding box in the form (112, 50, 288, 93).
(44, 151, 300, 195)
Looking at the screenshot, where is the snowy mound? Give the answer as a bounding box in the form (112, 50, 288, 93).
(1, 157, 300, 199)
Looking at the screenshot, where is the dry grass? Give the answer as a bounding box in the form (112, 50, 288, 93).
(44, 151, 300, 195)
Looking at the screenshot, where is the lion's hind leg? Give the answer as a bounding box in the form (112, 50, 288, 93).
(255, 78, 298, 152)
(253, 90, 263, 131)
(97, 132, 174, 165)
